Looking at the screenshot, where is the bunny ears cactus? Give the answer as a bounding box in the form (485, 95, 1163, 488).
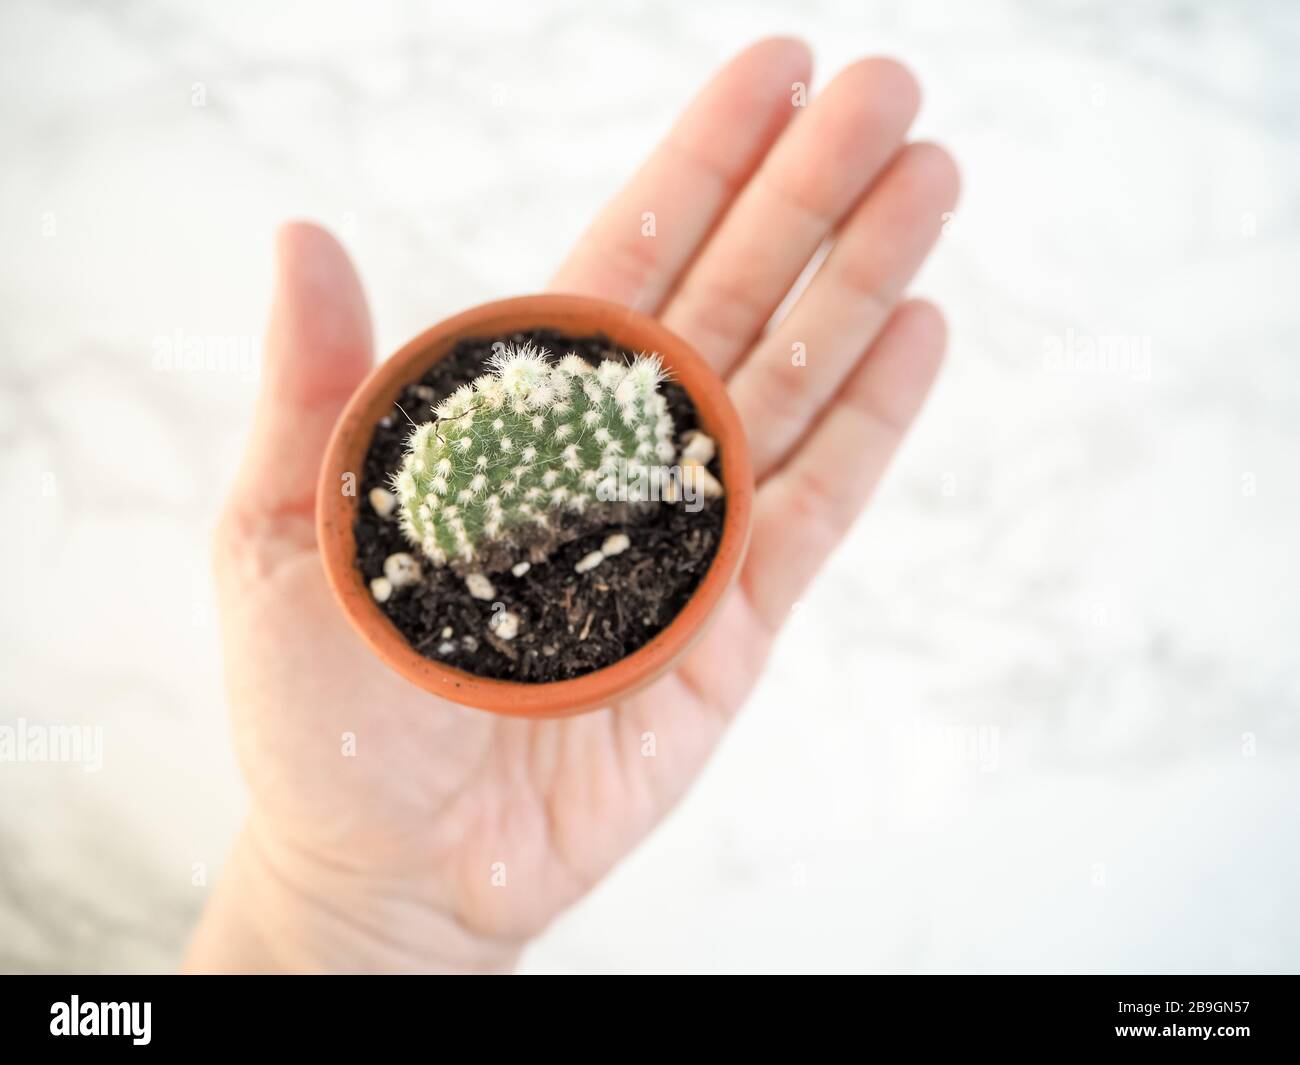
(392, 344, 676, 570)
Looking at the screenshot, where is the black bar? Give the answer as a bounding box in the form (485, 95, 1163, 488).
(0, 975, 1291, 1052)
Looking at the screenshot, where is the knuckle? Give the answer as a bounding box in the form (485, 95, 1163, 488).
(783, 470, 851, 553)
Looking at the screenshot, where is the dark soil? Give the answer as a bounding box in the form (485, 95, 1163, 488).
(354, 329, 725, 683)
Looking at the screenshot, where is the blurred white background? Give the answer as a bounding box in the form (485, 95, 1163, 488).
(1, 0, 1297, 973)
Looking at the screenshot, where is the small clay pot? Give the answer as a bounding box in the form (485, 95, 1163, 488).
(317, 294, 754, 717)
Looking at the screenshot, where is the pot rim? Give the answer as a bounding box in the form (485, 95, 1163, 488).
(316, 293, 753, 717)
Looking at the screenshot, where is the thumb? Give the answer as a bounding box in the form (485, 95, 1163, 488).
(229, 221, 374, 524)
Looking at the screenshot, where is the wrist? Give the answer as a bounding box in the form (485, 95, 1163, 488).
(184, 819, 523, 974)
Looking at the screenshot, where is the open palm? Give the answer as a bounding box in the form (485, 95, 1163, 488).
(190, 39, 957, 972)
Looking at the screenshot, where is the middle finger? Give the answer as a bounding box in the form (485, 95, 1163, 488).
(659, 58, 920, 373)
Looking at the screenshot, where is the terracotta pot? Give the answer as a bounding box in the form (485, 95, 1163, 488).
(316, 294, 754, 717)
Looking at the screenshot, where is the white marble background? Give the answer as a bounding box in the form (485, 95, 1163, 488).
(1, 0, 1297, 973)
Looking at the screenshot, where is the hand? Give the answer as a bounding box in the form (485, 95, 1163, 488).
(186, 38, 958, 973)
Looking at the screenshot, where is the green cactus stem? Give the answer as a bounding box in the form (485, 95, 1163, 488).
(392, 343, 676, 571)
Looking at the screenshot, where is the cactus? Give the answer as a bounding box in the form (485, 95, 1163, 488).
(392, 343, 676, 571)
